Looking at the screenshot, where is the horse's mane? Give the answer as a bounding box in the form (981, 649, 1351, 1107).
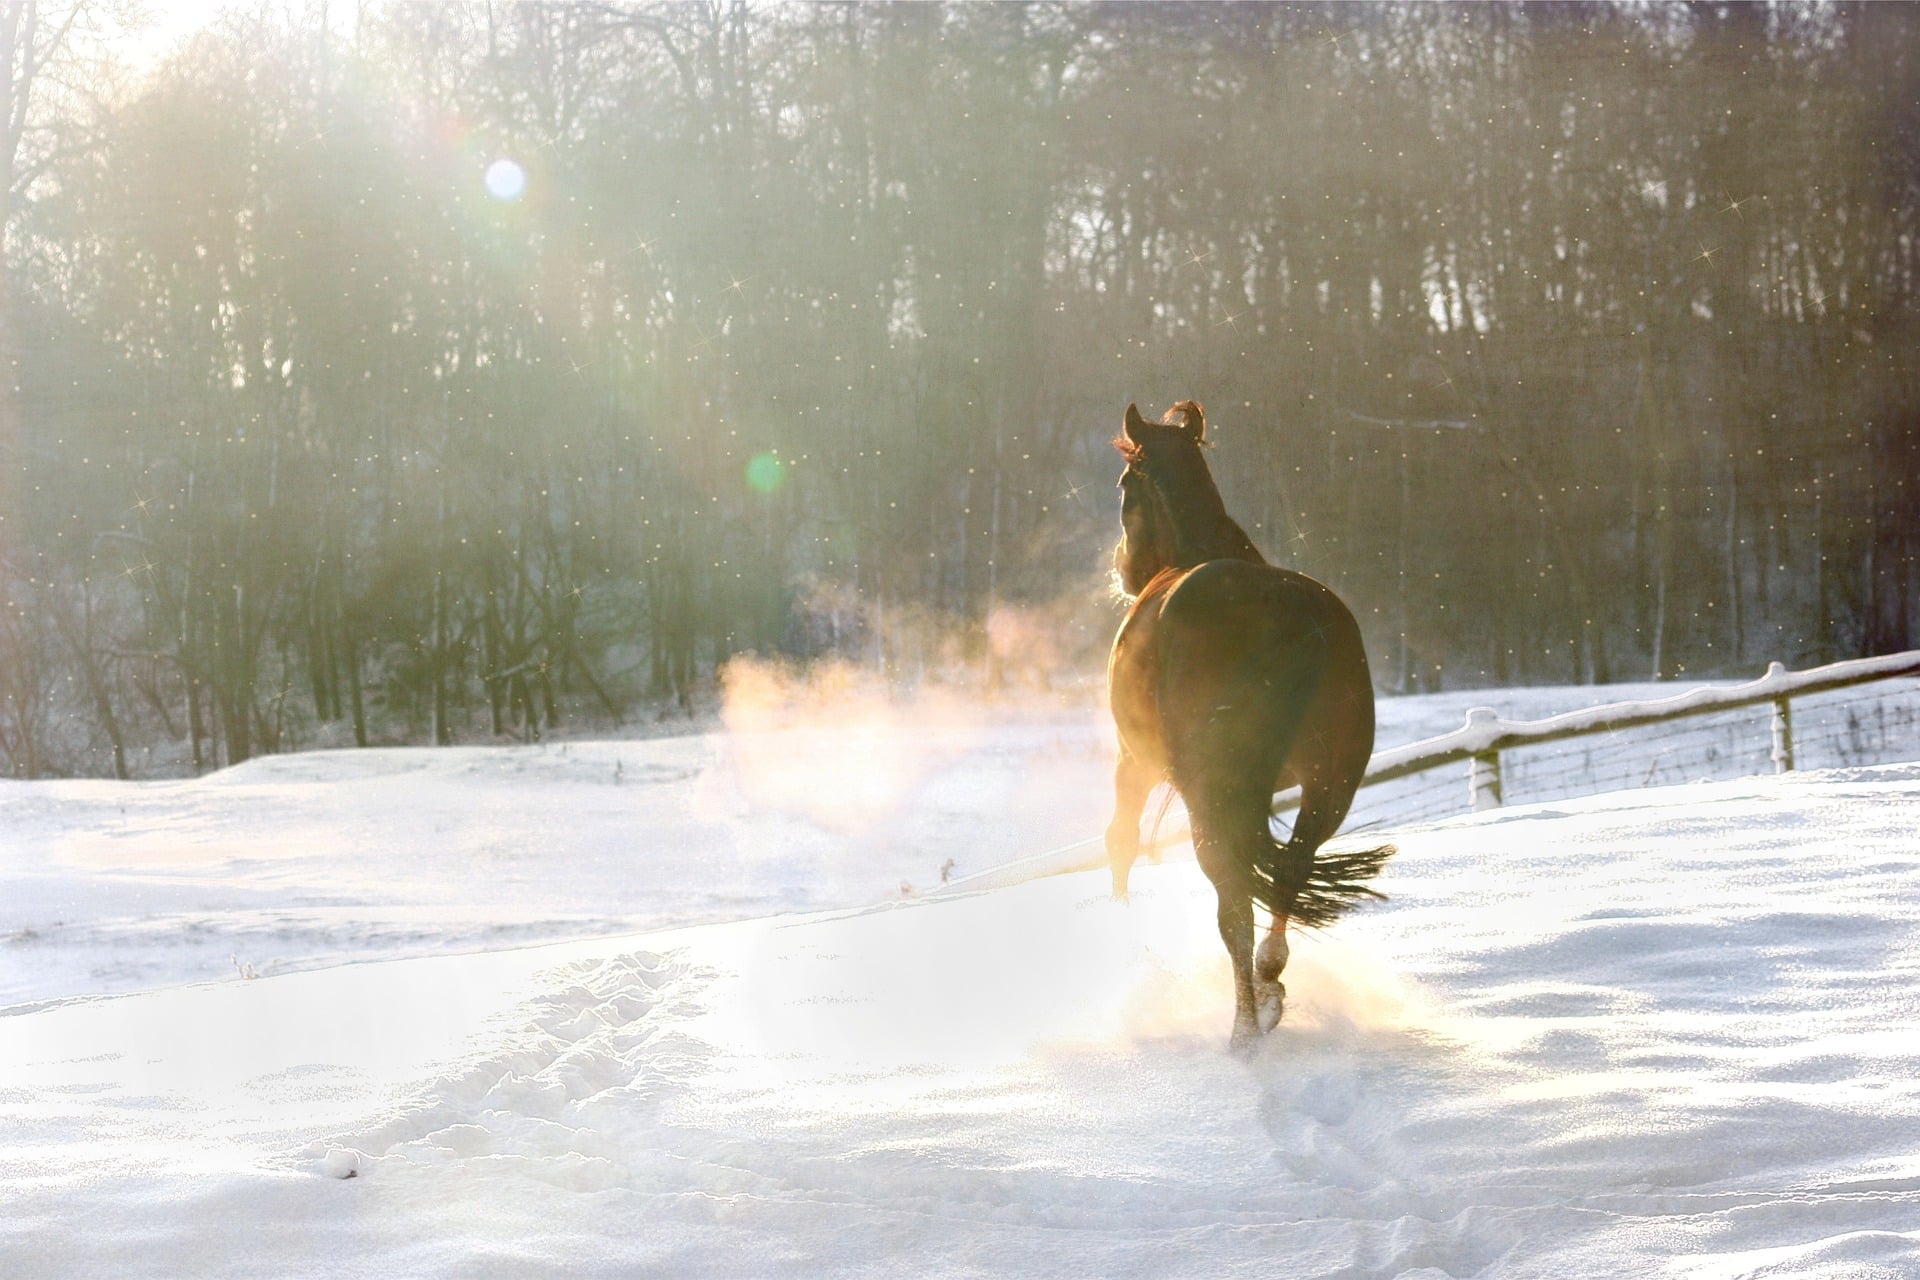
(1151, 403, 1263, 567)
(1143, 422, 1227, 520)
(1114, 564, 1187, 612)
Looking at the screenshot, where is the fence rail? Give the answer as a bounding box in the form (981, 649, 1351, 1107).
(1340, 649, 1920, 816)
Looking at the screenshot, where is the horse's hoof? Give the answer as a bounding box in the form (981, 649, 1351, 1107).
(1229, 1018, 1262, 1058)
(1256, 980, 1287, 1034)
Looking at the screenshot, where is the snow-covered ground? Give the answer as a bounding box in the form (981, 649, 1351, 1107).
(0, 677, 1777, 1009)
(5, 679, 1920, 1276)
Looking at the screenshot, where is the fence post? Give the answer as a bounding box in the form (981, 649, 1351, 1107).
(1768, 662, 1795, 772)
(1466, 707, 1503, 811)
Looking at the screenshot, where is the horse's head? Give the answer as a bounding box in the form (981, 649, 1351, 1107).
(1112, 400, 1210, 597)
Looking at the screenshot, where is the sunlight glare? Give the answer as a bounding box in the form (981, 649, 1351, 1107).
(484, 158, 527, 202)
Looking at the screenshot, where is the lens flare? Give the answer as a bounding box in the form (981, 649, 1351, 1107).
(484, 158, 526, 201)
(746, 452, 785, 493)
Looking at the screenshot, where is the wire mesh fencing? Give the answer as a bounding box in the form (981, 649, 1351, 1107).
(1332, 672, 1920, 839)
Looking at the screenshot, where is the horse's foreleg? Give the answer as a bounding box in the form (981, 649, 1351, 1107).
(1105, 751, 1154, 901)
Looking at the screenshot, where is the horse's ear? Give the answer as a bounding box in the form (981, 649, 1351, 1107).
(1166, 400, 1206, 444)
(1122, 402, 1149, 446)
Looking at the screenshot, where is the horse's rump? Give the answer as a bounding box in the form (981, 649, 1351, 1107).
(1157, 563, 1369, 770)
(1152, 560, 1335, 799)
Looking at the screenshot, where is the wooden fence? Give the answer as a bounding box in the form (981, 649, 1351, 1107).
(1348, 649, 1920, 817)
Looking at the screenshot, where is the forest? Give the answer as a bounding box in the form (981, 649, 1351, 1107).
(1, 0, 1916, 778)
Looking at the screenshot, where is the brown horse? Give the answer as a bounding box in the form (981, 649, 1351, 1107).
(1106, 400, 1391, 1053)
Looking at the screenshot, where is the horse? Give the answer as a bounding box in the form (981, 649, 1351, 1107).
(1105, 400, 1392, 1054)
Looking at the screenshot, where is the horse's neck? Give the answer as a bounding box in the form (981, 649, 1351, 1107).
(1207, 517, 1266, 565)
(1167, 493, 1266, 568)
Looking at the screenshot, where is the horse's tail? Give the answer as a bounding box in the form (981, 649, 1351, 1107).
(1257, 837, 1394, 929)
(1198, 779, 1393, 927)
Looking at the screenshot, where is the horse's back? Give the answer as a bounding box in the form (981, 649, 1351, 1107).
(1159, 559, 1358, 642)
(1156, 561, 1364, 684)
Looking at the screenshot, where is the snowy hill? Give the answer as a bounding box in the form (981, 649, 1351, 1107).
(5, 687, 1920, 1276)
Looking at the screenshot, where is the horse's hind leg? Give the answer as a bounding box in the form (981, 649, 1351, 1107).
(1251, 836, 1310, 1035)
(1254, 923, 1289, 1034)
(1211, 876, 1261, 1055)
(1191, 802, 1265, 1054)
(1253, 819, 1315, 1034)
(1249, 780, 1364, 1031)
(1105, 750, 1155, 901)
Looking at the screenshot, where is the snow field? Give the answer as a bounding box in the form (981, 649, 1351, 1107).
(0, 714, 1120, 1008)
(18, 675, 1889, 1012)
(5, 677, 1920, 1276)
(7, 761, 1920, 1275)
